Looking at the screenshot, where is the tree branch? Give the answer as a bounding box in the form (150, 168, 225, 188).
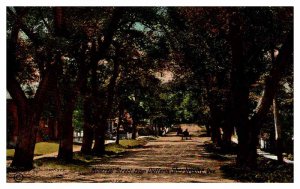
(7, 75, 28, 108)
(7, 7, 43, 47)
(250, 31, 293, 124)
(96, 7, 125, 60)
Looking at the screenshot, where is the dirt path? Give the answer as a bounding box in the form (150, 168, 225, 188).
(7, 124, 237, 183)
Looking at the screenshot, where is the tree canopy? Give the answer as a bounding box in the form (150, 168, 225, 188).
(7, 7, 293, 170)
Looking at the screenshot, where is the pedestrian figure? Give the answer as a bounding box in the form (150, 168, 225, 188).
(183, 129, 189, 137)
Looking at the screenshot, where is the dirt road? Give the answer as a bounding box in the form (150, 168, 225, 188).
(7, 124, 236, 183)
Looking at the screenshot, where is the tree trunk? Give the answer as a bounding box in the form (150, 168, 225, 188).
(81, 97, 94, 154)
(7, 11, 53, 168)
(56, 40, 89, 161)
(92, 59, 120, 154)
(92, 119, 106, 155)
(229, 12, 255, 168)
(57, 108, 74, 161)
(116, 124, 120, 145)
(89, 8, 124, 152)
(203, 73, 223, 146)
(132, 121, 137, 139)
(154, 122, 158, 136)
(8, 61, 57, 169)
(116, 125, 120, 145)
(273, 97, 283, 163)
(210, 107, 222, 146)
(81, 122, 94, 154)
(246, 31, 293, 166)
(205, 124, 211, 137)
(11, 106, 38, 169)
(221, 115, 234, 151)
(56, 72, 79, 161)
(53, 7, 68, 37)
(48, 118, 55, 140)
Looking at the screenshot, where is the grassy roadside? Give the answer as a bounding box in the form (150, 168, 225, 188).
(105, 139, 148, 153)
(8, 139, 151, 172)
(7, 142, 82, 158)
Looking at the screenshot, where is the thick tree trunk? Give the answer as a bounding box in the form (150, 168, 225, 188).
(81, 97, 94, 154)
(92, 59, 120, 154)
(90, 9, 124, 152)
(81, 122, 94, 154)
(250, 32, 293, 128)
(58, 12, 124, 157)
(246, 31, 293, 166)
(56, 73, 79, 161)
(230, 16, 292, 168)
(229, 12, 255, 168)
(222, 128, 233, 150)
(11, 107, 38, 169)
(221, 115, 234, 151)
(8, 61, 57, 169)
(273, 97, 283, 163)
(204, 75, 222, 146)
(57, 109, 74, 161)
(92, 119, 106, 155)
(56, 36, 90, 161)
(210, 109, 222, 146)
(56, 60, 86, 161)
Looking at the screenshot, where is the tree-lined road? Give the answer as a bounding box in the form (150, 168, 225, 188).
(7, 124, 236, 182)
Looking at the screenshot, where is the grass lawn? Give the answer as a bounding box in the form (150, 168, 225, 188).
(7, 139, 150, 172)
(7, 139, 148, 158)
(105, 139, 148, 154)
(7, 142, 81, 158)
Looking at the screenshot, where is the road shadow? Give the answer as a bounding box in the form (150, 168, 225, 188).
(220, 157, 293, 182)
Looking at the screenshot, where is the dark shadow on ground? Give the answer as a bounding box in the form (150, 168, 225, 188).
(203, 142, 238, 155)
(220, 157, 293, 182)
